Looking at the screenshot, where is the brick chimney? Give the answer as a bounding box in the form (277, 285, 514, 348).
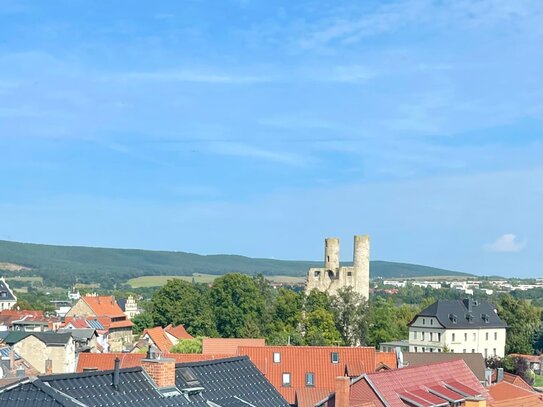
(45, 359, 53, 374)
(141, 357, 176, 388)
(335, 376, 350, 407)
(465, 396, 487, 407)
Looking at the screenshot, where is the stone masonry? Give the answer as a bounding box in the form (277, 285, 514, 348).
(305, 235, 369, 300)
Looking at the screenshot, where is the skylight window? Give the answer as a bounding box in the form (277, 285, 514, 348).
(331, 352, 339, 364)
(178, 367, 200, 386)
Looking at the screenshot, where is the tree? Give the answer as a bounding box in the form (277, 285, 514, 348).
(210, 274, 265, 338)
(497, 294, 542, 354)
(170, 337, 203, 354)
(151, 279, 217, 337)
(132, 312, 154, 335)
(366, 297, 403, 346)
(331, 287, 368, 346)
(304, 308, 343, 346)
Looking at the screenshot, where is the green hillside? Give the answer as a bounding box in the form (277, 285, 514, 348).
(0, 240, 472, 289)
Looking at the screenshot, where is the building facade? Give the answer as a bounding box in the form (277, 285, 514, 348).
(408, 299, 507, 357)
(0, 279, 16, 311)
(305, 235, 370, 300)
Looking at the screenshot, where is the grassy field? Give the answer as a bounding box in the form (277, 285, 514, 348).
(5, 276, 43, 283)
(127, 273, 305, 288)
(535, 374, 543, 387)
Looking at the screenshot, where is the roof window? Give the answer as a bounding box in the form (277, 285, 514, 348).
(481, 314, 489, 323)
(466, 313, 473, 323)
(331, 352, 339, 364)
(273, 352, 281, 363)
(448, 313, 458, 324)
(178, 367, 200, 387)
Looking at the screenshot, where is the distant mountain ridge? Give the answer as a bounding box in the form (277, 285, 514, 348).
(0, 240, 472, 288)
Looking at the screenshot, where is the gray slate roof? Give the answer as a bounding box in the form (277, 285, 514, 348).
(57, 329, 96, 341)
(5, 332, 73, 346)
(0, 356, 289, 407)
(411, 299, 507, 329)
(0, 281, 16, 302)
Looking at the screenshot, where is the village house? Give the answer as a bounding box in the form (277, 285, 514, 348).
(408, 298, 507, 357)
(5, 332, 75, 374)
(0, 354, 289, 406)
(65, 295, 133, 351)
(139, 324, 193, 353)
(0, 279, 16, 312)
(116, 295, 140, 320)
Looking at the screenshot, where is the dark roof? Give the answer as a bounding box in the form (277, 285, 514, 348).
(402, 352, 487, 381)
(57, 328, 96, 341)
(411, 299, 506, 329)
(0, 281, 16, 302)
(4, 332, 72, 346)
(116, 299, 127, 312)
(0, 356, 289, 407)
(178, 356, 289, 407)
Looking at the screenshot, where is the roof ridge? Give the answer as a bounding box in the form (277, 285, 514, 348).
(41, 365, 143, 380)
(371, 358, 467, 375)
(176, 355, 248, 367)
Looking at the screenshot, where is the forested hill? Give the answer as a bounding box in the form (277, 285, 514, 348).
(0, 240, 472, 288)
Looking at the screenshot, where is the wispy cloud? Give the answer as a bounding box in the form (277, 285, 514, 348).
(117, 70, 275, 84)
(206, 142, 306, 166)
(484, 234, 526, 253)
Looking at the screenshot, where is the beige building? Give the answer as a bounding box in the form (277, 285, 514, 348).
(305, 235, 370, 300)
(11, 332, 75, 374)
(408, 299, 507, 358)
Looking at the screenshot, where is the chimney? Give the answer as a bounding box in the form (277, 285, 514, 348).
(497, 368, 504, 383)
(45, 359, 53, 374)
(9, 349, 15, 370)
(112, 357, 120, 389)
(464, 396, 487, 407)
(335, 376, 350, 407)
(142, 357, 176, 388)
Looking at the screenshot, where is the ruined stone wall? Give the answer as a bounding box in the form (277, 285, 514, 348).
(305, 235, 369, 300)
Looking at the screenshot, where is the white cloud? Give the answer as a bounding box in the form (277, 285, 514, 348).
(484, 234, 526, 253)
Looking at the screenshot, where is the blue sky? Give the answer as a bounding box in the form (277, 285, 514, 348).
(0, 0, 541, 277)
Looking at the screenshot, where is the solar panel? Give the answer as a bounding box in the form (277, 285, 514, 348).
(444, 380, 480, 397)
(87, 320, 104, 330)
(0, 347, 21, 360)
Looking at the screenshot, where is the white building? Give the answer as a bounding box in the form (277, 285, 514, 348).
(408, 299, 507, 358)
(0, 278, 16, 311)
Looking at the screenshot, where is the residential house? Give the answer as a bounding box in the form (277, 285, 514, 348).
(0, 355, 290, 406)
(0, 346, 39, 387)
(316, 359, 490, 407)
(237, 345, 397, 406)
(140, 324, 193, 353)
(62, 317, 108, 352)
(65, 295, 133, 351)
(202, 337, 265, 355)
(489, 379, 543, 406)
(408, 298, 507, 357)
(509, 353, 542, 374)
(0, 279, 16, 311)
(6, 332, 75, 374)
(57, 328, 98, 353)
(0, 310, 45, 331)
(401, 351, 487, 382)
(76, 352, 230, 372)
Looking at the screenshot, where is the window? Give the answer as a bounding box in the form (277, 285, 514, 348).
(494, 332, 497, 340)
(273, 352, 281, 363)
(472, 349, 475, 353)
(412, 331, 417, 340)
(314, 271, 320, 277)
(437, 333, 441, 341)
(464, 333, 468, 341)
(305, 372, 315, 387)
(452, 333, 456, 341)
(463, 349, 466, 353)
(331, 352, 339, 364)
(473, 333, 476, 341)
(414, 346, 418, 352)
(347, 272, 352, 277)
(485, 332, 489, 340)
(430, 319, 433, 326)
(423, 318, 426, 325)
(422, 332, 425, 341)
(484, 349, 488, 358)
(493, 348, 496, 356)
(282, 373, 291, 387)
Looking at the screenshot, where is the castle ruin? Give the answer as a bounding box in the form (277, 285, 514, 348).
(305, 235, 369, 300)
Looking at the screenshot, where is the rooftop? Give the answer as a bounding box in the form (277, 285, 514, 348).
(202, 337, 265, 355)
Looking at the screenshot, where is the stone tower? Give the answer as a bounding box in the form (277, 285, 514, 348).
(305, 235, 369, 300)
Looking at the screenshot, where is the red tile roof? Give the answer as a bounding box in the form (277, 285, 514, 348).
(295, 388, 333, 407)
(76, 352, 230, 372)
(237, 346, 392, 405)
(489, 381, 543, 407)
(502, 372, 534, 391)
(165, 324, 193, 340)
(82, 296, 126, 318)
(509, 354, 542, 364)
(350, 359, 490, 407)
(202, 338, 265, 355)
(142, 327, 174, 353)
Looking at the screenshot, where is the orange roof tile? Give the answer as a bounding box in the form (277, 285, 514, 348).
(143, 327, 174, 353)
(295, 388, 333, 407)
(202, 338, 265, 355)
(165, 324, 193, 340)
(82, 296, 125, 318)
(489, 381, 543, 407)
(237, 345, 380, 404)
(503, 372, 534, 391)
(374, 352, 397, 369)
(76, 352, 230, 372)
